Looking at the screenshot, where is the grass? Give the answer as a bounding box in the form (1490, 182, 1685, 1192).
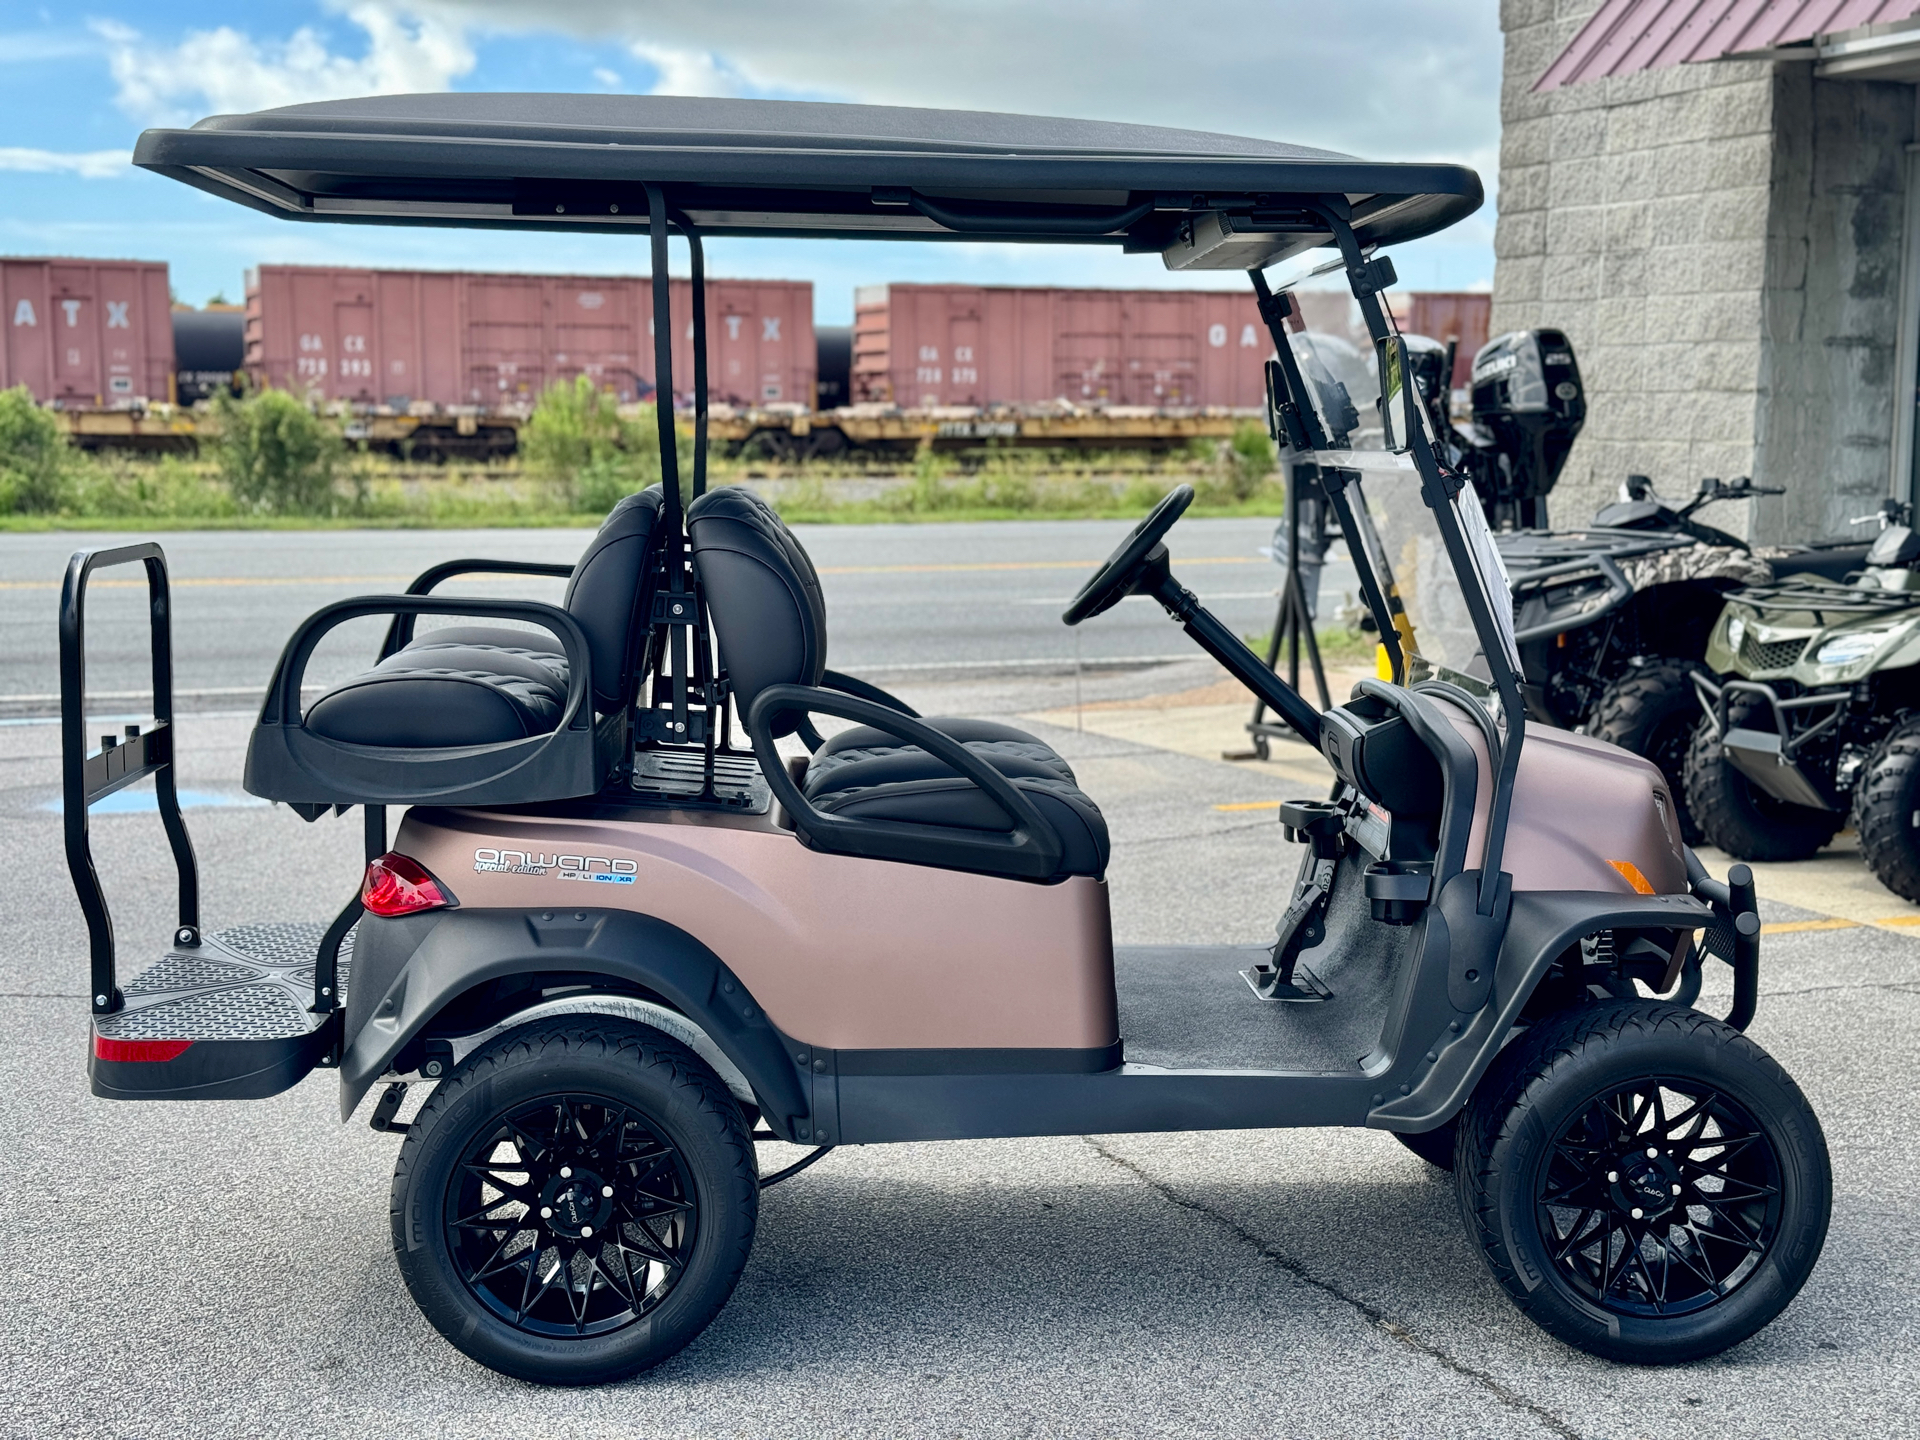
(1, 382, 1286, 529)
(1241, 626, 1380, 667)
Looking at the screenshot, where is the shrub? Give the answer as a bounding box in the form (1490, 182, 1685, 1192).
(521, 375, 673, 514)
(0, 386, 76, 512)
(213, 388, 343, 514)
(1226, 419, 1277, 500)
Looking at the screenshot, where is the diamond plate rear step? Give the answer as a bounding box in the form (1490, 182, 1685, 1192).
(89, 922, 350, 1101)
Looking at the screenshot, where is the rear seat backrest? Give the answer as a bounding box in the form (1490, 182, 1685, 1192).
(563, 486, 665, 711)
(687, 486, 826, 737)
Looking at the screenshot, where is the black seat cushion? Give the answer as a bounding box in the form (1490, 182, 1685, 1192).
(807, 766, 1109, 880)
(304, 642, 567, 747)
(564, 488, 665, 710)
(808, 716, 1077, 789)
(299, 487, 663, 752)
(688, 486, 827, 736)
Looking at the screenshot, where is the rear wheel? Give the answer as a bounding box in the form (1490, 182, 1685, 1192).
(390, 1018, 758, 1385)
(1588, 658, 1705, 844)
(1457, 1001, 1829, 1364)
(1683, 715, 1842, 861)
(1853, 717, 1920, 902)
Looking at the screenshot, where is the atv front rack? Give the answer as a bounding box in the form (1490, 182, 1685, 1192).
(61, 542, 344, 1100)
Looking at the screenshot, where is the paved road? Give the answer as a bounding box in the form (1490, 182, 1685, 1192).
(0, 518, 1359, 711)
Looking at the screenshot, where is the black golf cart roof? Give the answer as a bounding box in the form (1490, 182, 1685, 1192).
(132, 94, 1481, 263)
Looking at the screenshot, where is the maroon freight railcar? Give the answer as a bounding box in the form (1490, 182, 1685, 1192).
(245, 266, 814, 410)
(1395, 292, 1491, 391)
(1, 257, 173, 407)
(852, 283, 1274, 409)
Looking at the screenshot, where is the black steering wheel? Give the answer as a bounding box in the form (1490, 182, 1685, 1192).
(1063, 484, 1194, 625)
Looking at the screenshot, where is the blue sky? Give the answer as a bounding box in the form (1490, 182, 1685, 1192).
(0, 2, 1504, 322)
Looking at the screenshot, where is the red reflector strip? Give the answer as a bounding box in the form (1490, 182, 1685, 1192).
(95, 1037, 193, 1063)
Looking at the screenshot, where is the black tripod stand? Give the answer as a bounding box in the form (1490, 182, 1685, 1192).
(1228, 460, 1332, 760)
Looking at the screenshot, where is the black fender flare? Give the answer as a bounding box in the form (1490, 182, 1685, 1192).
(1368, 889, 1719, 1132)
(339, 907, 812, 1138)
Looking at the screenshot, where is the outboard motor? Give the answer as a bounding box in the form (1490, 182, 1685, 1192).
(1469, 329, 1585, 530)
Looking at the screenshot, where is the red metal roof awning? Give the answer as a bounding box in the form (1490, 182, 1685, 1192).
(1536, 0, 1920, 91)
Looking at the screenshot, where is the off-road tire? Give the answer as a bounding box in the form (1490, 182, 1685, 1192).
(390, 1018, 759, 1385)
(1683, 715, 1842, 861)
(1394, 1120, 1459, 1171)
(1457, 1001, 1830, 1364)
(1853, 717, 1920, 902)
(1588, 658, 1705, 844)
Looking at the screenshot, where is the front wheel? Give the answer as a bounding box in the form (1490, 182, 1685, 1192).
(1683, 715, 1841, 861)
(1457, 1002, 1830, 1364)
(390, 1018, 759, 1385)
(1853, 718, 1920, 902)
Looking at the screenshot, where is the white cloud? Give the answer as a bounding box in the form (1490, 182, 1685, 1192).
(95, 3, 476, 128)
(437, 0, 1501, 170)
(627, 42, 765, 99)
(0, 147, 132, 179)
(592, 65, 622, 87)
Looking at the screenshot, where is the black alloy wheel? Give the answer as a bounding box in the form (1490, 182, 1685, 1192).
(1459, 1001, 1829, 1363)
(392, 1019, 758, 1385)
(1534, 1080, 1779, 1318)
(447, 1092, 696, 1337)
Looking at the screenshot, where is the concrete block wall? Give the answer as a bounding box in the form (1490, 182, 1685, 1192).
(1492, 0, 1778, 533)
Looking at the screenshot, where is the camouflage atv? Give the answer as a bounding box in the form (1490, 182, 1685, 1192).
(1412, 329, 1869, 842)
(1688, 509, 1920, 899)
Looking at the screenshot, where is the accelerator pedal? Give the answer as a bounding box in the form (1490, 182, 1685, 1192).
(90, 922, 350, 1101)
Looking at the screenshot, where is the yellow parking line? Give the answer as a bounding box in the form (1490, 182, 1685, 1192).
(1760, 918, 1858, 935)
(1874, 915, 1920, 927)
(1213, 799, 1283, 812)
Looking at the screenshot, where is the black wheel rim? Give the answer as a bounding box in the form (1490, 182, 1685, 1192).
(446, 1092, 697, 1338)
(1534, 1079, 1783, 1318)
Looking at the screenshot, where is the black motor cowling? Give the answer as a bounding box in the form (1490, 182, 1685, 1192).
(1470, 329, 1586, 512)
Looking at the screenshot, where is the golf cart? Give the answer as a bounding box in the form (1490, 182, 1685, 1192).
(64, 96, 1827, 1384)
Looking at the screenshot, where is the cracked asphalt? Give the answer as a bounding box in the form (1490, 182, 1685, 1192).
(1, 526, 1913, 1439)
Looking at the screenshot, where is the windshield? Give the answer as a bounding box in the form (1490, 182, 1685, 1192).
(1278, 290, 1519, 708)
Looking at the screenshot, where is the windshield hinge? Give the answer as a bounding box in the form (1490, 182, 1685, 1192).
(1347, 254, 1398, 298)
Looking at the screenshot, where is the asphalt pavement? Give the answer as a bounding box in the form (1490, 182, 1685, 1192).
(0, 518, 1357, 713)
(0, 522, 1909, 1439)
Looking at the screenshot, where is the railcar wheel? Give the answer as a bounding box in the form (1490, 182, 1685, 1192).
(1588, 658, 1705, 844)
(1853, 717, 1920, 903)
(1457, 1002, 1829, 1364)
(390, 1018, 758, 1385)
(1683, 715, 1841, 862)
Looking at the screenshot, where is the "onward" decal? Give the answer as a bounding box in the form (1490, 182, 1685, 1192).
(473, 848, 638, 884)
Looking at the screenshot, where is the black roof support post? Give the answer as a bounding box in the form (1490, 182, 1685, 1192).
(1311, 199, 1525, 916)
(646, 184, 691, 740)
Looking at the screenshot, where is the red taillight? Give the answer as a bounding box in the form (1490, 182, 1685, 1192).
(362, 852, 453, 918)
(95, 1037, 192, 1063)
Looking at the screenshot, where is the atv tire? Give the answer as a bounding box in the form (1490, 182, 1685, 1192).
(1588, 658, 1706, 844)
(1854, 718, 1920, 902)
(1683, 715, 1842, 862)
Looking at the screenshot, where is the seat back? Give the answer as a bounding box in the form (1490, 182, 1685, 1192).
(565, 486, 665, 711)
(687, 486, 825, 736)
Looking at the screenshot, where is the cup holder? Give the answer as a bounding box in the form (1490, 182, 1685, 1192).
(1364, 860, 1433, 925)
